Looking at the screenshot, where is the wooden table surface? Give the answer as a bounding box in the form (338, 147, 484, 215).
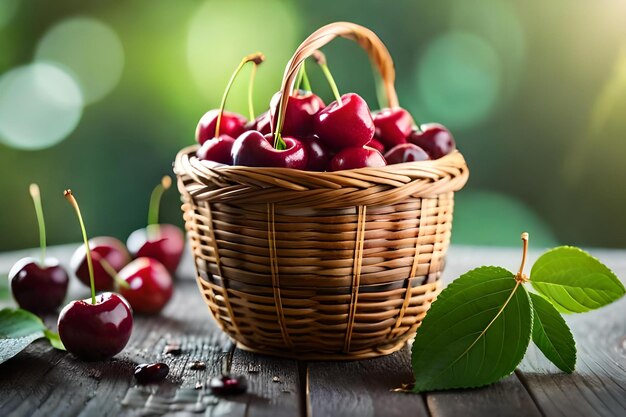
(0, 244, 624, 417)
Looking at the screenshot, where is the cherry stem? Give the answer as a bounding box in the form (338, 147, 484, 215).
(64, 190, 96, 305)
(516, 232, 530, 283)
(92, 252, 130, 290)
(300, 61, 312, 92)
(247, 62, 259, 121)
(312, 50, 341, 106)
(29, 184, 46, 265)
(148, 176, 171, 226)
(216, 52, 265, 138)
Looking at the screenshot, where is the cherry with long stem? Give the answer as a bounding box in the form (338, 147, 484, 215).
(64, 190, 96, 305)
(29, 184, 46, 265)
(216, 52, 265, 138)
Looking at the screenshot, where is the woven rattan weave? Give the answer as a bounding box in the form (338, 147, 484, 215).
(174, 22, 469, 359)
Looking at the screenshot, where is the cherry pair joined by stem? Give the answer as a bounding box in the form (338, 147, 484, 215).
(196, 53, 264, 164)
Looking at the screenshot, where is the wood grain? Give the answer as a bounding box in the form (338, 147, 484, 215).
(308, 346, 429, 417)
(1, 245, 625, 417)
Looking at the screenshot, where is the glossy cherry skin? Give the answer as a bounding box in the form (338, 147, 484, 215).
(384, 143, 430, 165)
(126, 224, 184, 275)
(195, 109, 247, 145)
(134, 363, 169, 384)
(368, 138, 386, 154)
(300, 135, 332, 171)
(58, 292, 133, 361)
(407, 124, 456, 159)
(245, 110, 272, 135)
(373, 108, 414, 148)
(71, 237, 131, 291)
(196, 134, 235, 165)
(9, 257, 69, 314)
(118, 257, 173, 315)
(314, 93, 375, 149)
(329, 146, 387, 171)
(270, 90, 325, 137)
(231, 131, 308, 169)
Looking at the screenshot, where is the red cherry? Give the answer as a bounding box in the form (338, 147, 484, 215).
(407, 124, 456, 159)
(231, 131, 308, 169)
(9, 257, 69, 314)
(196, 134, 235, 165)
(244, 110, 272, 135)
(368, 138, 386, 154)
(195, 110, 246, 145)
(384, 143, 430, 165)
(373, 108, 414, 148)
(127, 224, 184, 275)
(330, 146, 387, 171)
(314, 93, 375, 149)
(270, 91, 325, 137)
(300, 135, 332, 171)
(118, 258, 173, 315)
(71, 237, 131, 291)
(58, 292, 133, 361)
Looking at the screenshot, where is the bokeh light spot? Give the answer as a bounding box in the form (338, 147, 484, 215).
(450, 0, 525, 99)
(0, 0, 20, 29)
(0, 62, 83, 150)
(187, 0, 299, 113)
(452, 190, 558, 247)
(35, 17, 124, 104)
(414, 32, 501, 129)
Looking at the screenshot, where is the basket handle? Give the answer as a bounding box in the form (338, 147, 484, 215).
(273, 21, 399, 136)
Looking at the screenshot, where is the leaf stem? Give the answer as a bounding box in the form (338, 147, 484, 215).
(517, 232, 530, 283)
(64, 190, 96, 305)
(29, 184, 46, 265)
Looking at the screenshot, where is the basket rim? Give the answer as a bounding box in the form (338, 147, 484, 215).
(174, 144, 468, 177)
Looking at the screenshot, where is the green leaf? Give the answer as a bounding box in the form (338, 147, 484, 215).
(530, 293, 576, 373)
(0, 308, 46, 364)
(531, 247, 625, 313)
(411, 266, 533, 392)
(44, 329, 66, 351)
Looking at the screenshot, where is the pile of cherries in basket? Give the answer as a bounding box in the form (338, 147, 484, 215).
(195, 52, 456, 171)
(8, 179, 183, 361)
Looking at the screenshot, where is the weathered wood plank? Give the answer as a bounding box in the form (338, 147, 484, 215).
(517, 250, 626, 417)
(308, 346, 429, 417)
(0, 245, 301, 417)
(425, 374, 543, 417)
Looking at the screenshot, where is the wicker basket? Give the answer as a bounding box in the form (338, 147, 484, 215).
(174, 22, 469, 360)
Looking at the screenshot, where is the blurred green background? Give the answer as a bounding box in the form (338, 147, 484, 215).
(1, 0, 626, 251)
